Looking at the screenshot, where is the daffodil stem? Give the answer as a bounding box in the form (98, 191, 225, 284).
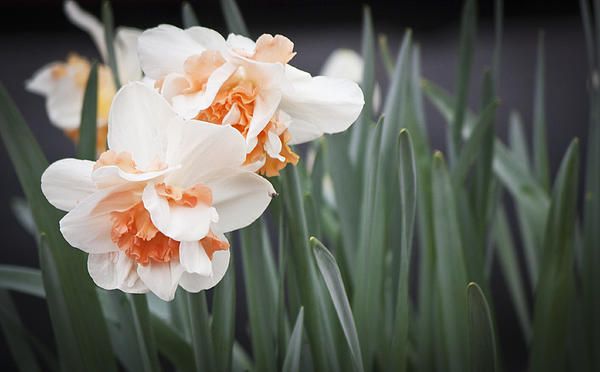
(127, 294, 160, 372)
(187, 291, 216, 372)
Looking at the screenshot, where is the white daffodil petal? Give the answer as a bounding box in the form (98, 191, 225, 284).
(87, 251, 135, 290)
(226, 33, 256, 53)
(179, 240, 212, 276)
(171, 62, 237, 119)
(137, 260, 184, 301)
(246, 89, 282, 143)
(208, 170, 275, 233)
(26, 62, 61, 96)
(92, 165, 174, 189)
(64, 0, 107, 60)
(185, 27, 228, 52)
(281, 76, 364, 144)
(265, 130, 285, 161)
(142, 183, 217, 242)
(46, 75, 83, 130)
(115, 27, 143, 83)
(179, 250, 230, 292)
(41, 158, 96, 211)
(138, 24, 207, 79)
(60, 184, 139, 254)
(160, 73, 191, 102)
(108, 82, 178, 170)
(165, 123, 247, 189)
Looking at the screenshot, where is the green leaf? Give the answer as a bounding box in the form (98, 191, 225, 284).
(579, 0, 596, 71)
(220, 0, 250, 37)
(492, 0, 504, 80)
(102, 1, 120, 88)
(378, 34, 395, 77)
(0, 290, 42, 372)
(531, 139, 580, 372)
(349, 6, 376, 167)
(388, 129, 417, 372)
(240, 221, 278, 372)
(451, 99, 499, 185)
(78, 62, 98, 160)
(281, 308, 304, 372)
(508, 111, 530, 169)
(493, 206, 532, 342)
(0, 265, 45, 298)
(311, 238, 364, 372)
(128, 295, 161, 372)
(181, 1, 200, 28)
(431, 152, 469, 372)
(467, 282, 498, 372)
(212, 255, 236, 372)
(187, 292, 216, 372)
(281, 165, 341, 372)
(11, 198, 36, 237)
(151, 314, 195, 372)
(533, 31, 550, 191)
(450, 0, 477, 162)
(0, 83, 117, 372)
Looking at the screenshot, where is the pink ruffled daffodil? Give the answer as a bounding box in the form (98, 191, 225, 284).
(138, 25, 365, 176)
(41, 82, 275, 301)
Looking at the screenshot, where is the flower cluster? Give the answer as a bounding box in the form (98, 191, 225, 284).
(36, 1, 364, 300)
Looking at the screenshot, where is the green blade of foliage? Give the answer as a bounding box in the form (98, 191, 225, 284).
(212, 256, 236, 372)
(451, 99, 498, 185)
(187, 292, 216, 372)
(579, 0, 596, 70)
(450, 0, 477, 162)
(378, 34, 395, 77)
(379, 30, 412, 175)
(220, 0, 250, 37)
(78, 62, 98, 160)
(431, 152, 469, 372)
(151, 314, 195, 372)
(282, 308, 304, 372)
(531, 139, 580, 372)
(181, 2, 200, 28)
(353, 121, 385, 367)
(492, 0, 503, 79)
(241, 221, 278, 372)
(493, 206, 532, 342)
(0, 265, 45, 297)
(0, 83, 117, 372)
(102, 1, 120, 88)
(533, 32, 550, 191)
(508, 112, 530, 169)
(388, 130, 417, 372)
(128, 295, 161, 372)
(11, 198, 36, 237)
(0, 290, 42, 372)
(349, 6, 376, 166)
(467, 282, 498, 372)
(312, 238, 364, 372)
(281, 165, 341, 372)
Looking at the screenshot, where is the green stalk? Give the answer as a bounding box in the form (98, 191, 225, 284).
(187, 292, 216, 372)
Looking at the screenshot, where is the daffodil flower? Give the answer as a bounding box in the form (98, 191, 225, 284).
(26, 0, 142, 152)
(138, 25, 365, 176)
(41, 82, 275, 301)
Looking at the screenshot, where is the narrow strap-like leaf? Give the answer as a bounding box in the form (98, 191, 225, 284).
(467, 282, 498, 372)
(187, 292, 217, 372)
(212, 254, 236, 372)
(312, 238, 364, 372)
(181, 2, 200, 28)
(281, 308, 304, 372)
(102, 1, 120, 88)
(532, 31, 550, 191)
(151, 314, 196, 372)
(0, 264, 45, 297)
(220, 0, 250, 37)
(78, 61, 98, 160)
(128, 294, 161, 372)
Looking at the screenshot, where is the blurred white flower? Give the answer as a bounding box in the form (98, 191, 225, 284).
(26, 0, 142, 151)
(41, 82, 275, 301)
(320, 48, 381, 111)
(138, 25, 365, 176)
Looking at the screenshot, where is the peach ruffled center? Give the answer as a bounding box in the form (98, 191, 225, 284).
(196, 78, 299, 177)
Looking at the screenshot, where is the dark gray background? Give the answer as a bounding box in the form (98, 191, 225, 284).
(0, 0, 588, 370)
